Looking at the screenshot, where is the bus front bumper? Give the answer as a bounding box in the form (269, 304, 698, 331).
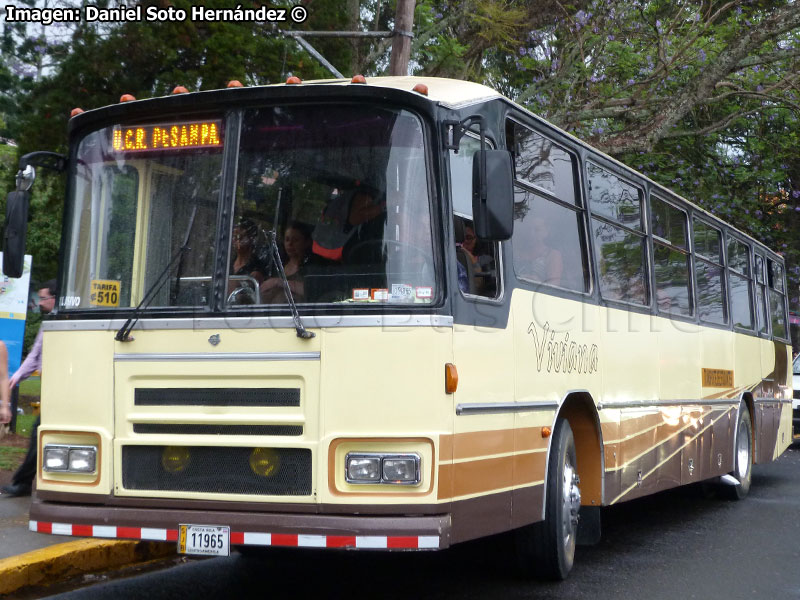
(29, 496, 450, 551)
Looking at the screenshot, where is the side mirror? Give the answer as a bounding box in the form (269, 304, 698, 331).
(472, 149, 514, 241)
(3, 190, 30, 278)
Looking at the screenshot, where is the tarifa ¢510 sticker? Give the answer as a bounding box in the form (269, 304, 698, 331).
(90, 280, 121, 307)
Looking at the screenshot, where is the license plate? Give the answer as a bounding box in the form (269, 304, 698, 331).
(178, 524, 230, 557)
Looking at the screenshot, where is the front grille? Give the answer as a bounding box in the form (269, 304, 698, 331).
(135, 388, 300, 407)
(122, 446, 312, 496)
(794, 389, 800, 400)
(132, 424, 303, 436)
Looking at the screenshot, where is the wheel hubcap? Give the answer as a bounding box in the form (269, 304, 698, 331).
(562, 460, 581, 547)
(736, 422, 750, 480)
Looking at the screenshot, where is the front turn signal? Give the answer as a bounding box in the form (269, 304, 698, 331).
(445, 363, 458, 394)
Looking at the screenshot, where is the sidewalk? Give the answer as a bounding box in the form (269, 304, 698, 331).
(0, 483, 175, 595)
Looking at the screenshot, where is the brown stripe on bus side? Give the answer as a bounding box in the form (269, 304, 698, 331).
(437, 451, 546, 500)
(440, 427, 547, 462)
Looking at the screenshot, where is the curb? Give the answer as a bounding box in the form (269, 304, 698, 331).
(0, 538, 176, 595)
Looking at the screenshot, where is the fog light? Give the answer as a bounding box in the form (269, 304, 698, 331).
(162, 446, 190, 473)
(345, 455, 381, 483)
(68, 448, 97, 473)
(43, 446, 69, 472)
(383, 456, 419, 483)
(250, 448, 280, 477)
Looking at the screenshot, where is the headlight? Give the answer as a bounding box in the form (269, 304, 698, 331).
(68, 448, 97, 473)
(43, 446, 70, 471)
(346, 455, 381, 483)
(382, 456, 419, 483)
(345, 453, 420, 485)
(43, 445, 97, 474)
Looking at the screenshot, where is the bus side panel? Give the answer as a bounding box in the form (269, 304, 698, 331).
(511, 290, 602, 526)
(449, 317, 515, 543)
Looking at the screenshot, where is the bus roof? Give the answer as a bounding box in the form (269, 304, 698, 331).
(298, 76, 502, 108)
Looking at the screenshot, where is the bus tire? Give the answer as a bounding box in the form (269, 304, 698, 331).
(515, 418, 580, 580)
(721, 403, 752, 500)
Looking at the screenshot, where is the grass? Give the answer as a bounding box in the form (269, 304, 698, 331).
(13, 414, 36, 436)
(19, 377, 41, 398)
(0, 446, 25, 470)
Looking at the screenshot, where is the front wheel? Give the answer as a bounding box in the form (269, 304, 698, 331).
(721, 403, 753, 500)
(515, 419, 581, 580)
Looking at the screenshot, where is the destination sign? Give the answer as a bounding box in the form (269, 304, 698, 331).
(111, 120, 222, 153)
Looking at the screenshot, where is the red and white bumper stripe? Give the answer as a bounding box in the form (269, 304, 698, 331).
(30, 521, 440, 549)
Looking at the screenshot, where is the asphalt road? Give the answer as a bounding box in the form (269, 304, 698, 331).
(46, 444, 800, 600)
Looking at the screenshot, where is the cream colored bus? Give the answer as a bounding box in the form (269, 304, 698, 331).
(8, 76, 791, 580)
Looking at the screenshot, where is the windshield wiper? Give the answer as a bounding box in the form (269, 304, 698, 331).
(115, 205, 197, 342)
(265, 189, 314, 339)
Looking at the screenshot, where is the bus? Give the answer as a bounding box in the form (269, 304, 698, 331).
(6, 76, 792, 580)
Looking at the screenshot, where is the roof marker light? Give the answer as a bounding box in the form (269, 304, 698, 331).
(227, 80, 244, 88)
(412, 83, 429, 96)
(172, 86, 188, 95)
(70, 108, 84, 118)
(286, 76, 302, 85)
(351, 74, 367, 84)
(120, 94, 136, 103)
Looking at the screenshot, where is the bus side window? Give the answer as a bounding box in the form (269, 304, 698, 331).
(767, 259, 788, 339)
(754, 253, 769, 335)
(449, 133, 500, 299)
(586, 162, 647, 304)
(506, 119, 588, 293)
(727, 236, 754, 330)
(692, 219, 727, 325)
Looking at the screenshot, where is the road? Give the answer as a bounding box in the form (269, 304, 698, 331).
(45, 444, 800, 599)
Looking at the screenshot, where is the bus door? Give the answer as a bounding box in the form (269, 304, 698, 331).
(447, 131, 516, 540)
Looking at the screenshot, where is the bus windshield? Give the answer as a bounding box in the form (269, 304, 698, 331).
(59, 104, 436, 311)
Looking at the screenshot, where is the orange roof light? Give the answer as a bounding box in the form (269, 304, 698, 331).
(227, 80, 244, 88)
(120, 94, 136, 103)
(70, 108, 84, 118)
(445, 363, 458, 394)
(286, 76, 302, 85)
(351, 74, 367, 84)
(412, 83, 428, 96)
(172, 86, 189, 95)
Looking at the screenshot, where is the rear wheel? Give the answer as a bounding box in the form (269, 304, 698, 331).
(721, 403, 752, 500)
(515, 419, 580, 580)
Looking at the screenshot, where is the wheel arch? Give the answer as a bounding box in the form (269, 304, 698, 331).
(543, 391, 604, 519)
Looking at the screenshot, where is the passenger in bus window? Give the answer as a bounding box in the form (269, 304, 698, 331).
(260, 221, 314, 303)
(456, 223, 495, 295)
(228, 219, 266, 304)
(519, 217, 563, 287)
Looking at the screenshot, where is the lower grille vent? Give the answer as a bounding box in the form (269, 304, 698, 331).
(122, 446, 312, 496)
(132, 424, 303, 436)
(135, 388, 300, 407)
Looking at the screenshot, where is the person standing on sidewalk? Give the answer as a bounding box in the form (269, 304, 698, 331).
(0, 341, 11, 426)
(1, 280, 56, 498)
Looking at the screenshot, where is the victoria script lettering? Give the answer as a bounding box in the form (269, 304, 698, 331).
(528, 322, 599, 374)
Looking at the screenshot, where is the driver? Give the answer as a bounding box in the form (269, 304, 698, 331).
(312, 185, 386, 262)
